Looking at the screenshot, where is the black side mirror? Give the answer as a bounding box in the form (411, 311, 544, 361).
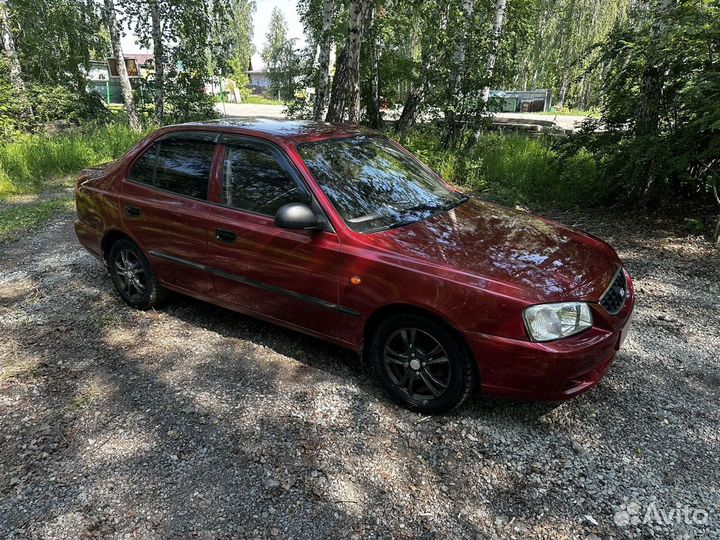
(274, 202, 321, 231)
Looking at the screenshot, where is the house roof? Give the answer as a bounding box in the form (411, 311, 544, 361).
(125, 53, 154, 66)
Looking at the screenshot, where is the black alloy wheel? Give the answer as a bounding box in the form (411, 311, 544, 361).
(371, 313, 476, 413)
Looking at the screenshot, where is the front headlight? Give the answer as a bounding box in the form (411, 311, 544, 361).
(523, 302, 593, 342)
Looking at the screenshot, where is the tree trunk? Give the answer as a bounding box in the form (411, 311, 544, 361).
(635, 0, 674, 136)
(366, 7, 382, 128)
(579, 73, 590, 110)
(480, 0, 508, 103)
(443, 0, 474, 149)
(0, 0, 32, 119)
(150, 0, 164, 124)
(312, 0, 334, 121)
(395, 88, 423, 142)
(633, 0, 675, 198)
(325, 0, 372, 123)
(104, 0, 141, 131)
(557, 68, 570, 108)
(326, 48, 349, 122)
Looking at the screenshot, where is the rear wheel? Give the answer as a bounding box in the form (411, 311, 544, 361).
(108, 239, 165, 309)
(370, 313, 477, 413)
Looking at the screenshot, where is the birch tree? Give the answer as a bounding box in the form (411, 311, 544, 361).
(325, 0, 372, 123)
(104, 0, 141, 131)
(480, 0, 507, 103)
(0, 0, 31, 118)
(312, 0, 335, 120)
(149, 0, 165, 123)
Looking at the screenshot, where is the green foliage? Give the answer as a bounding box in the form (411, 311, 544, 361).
(400, 127, 604, 208)
(560, 0, 720, 206)
(163, 72, 218, 124)
(0, 197, 74, 243)
(262, 7, 303, 102)
(0, 123, 149, 199)
(242, 95, 284, 105)
(29, 84, 111, 125)
(508, 0, 631, 109)
(224, 0, 255, 84)
(8, 0, 108, 88)
(0, 56, 29, 137)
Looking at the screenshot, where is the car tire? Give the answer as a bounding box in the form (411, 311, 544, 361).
(370, 313, 477, 413)
(108, 238, 165, 310)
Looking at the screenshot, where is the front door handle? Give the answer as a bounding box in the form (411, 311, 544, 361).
(215, 229, 237, 243)
(124, 204, 141, 217)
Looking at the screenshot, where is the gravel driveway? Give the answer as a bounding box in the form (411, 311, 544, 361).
(1, 207, 719, 540)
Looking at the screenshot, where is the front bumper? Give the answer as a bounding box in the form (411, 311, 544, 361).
(465, 296, 634, 401)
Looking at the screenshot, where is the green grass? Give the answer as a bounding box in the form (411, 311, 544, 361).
(538, 108, 601, 118)
(0, 123, 149, 200)
(0, 197, 75, 243)
(241, 95, 284, 105)
(401, 128, 604, 209)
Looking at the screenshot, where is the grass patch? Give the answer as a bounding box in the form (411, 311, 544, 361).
(400, 128, 604, 209)
(0, 359, 41, 383)
(538, 109, 601, 118)
(0, 197, 75, 243)
(0, 122, 149, 200)
(241, 95, 284, 105)
(0, 348, 41, 383)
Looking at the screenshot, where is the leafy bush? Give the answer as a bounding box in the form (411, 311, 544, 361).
(164, 73, 218, 124)
(0, 122, 149, 199)
(0, 57, 31, 137)
(559, 0, 720, 207)
(29, 84, 111, 126)
(399, 127, 603, 209)
(1, 56, 111, 139)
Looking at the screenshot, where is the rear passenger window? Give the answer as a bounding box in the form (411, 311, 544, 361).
(128, 143, 158, 185)
(128, 136, 215, 200)
(222, 144, 309, 215)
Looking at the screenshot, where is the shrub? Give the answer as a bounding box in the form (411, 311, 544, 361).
(399, 127, 603, 209)
(164, 72, 218, 124)
(29, 84, 111, 126)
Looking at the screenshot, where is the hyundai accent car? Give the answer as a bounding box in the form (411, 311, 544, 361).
(74, 120, 634, 413)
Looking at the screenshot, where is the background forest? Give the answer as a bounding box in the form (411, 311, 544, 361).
(0, 0, 718, 234)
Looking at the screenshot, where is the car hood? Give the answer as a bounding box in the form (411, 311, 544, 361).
(371, 198, 620, 303)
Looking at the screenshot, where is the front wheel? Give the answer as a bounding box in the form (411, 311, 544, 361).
(108, 239, 165, 310)
(370, 314, 477, 413)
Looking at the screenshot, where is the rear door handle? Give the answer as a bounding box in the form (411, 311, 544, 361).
(215, 229, 237, 243)
(124, 204, 141, 217)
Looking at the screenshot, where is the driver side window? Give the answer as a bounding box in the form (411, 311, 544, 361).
(222, 143, 310, 216)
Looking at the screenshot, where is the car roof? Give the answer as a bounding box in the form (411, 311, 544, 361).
(167, 119, 377, 144)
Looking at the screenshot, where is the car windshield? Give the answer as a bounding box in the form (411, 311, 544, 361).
(296, 135, 467, 233)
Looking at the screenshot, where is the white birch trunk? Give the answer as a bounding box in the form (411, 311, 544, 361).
(104, 0, 141, 131)
(313, 0, 334, 121)
(150, 0, 164, 124)
(481, 0, 508, 103)
(0, 0, 31, 118)
(325, 0, 372, 123)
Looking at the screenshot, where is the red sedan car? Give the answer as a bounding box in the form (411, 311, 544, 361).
(75, 120, 634, 413)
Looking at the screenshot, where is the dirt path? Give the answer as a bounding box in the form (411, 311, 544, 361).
(1, 209, 719, 539)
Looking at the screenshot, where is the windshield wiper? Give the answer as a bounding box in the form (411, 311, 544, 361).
(443, 195, 469, 211)
(367, 197, 469, 234)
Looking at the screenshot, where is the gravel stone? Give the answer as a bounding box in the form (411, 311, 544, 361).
(0, 209, 718, 539)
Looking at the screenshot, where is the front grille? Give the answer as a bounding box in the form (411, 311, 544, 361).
(600, 269, 627, 315)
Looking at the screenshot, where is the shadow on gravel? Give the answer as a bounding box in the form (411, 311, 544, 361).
(2, 214, 719, 539)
